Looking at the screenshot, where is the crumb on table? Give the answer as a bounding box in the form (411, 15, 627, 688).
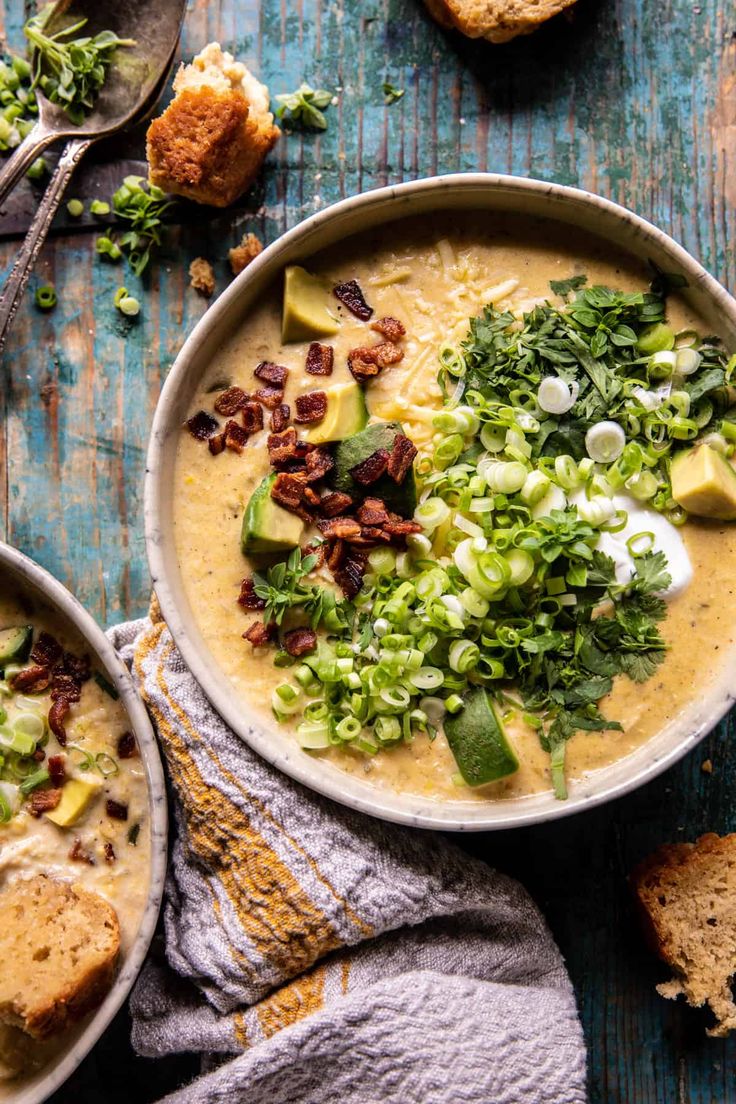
(189, 257, 216, 297)
(702, 759, 713, 774)
(229, 232, 263, 276)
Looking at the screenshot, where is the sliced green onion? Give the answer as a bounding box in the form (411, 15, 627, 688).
(90, 199, 111, 215)
(675, 348, 701, 376)
(448, 639, 479, 673)
(649, 349, 678, 379)
(585, 421, 626, 463)
(35, 284, 56, 311)
(636, 322, 674, 354)
(414, 497, 451, 532)
(537, 376, 578, 414)
(19, 768, 50, 794)
(66, 198, 84, 217)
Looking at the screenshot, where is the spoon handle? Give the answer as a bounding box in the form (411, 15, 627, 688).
(0, 137, 92, 356)
(0, 123, 59, 210)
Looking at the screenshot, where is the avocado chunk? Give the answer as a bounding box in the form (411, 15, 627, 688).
(0, 626, 32, 666)
(444, 688, 519, 787)
(282, 265, 340, 343)
(241, 474, 306, 556)
(671, 444, 736, 520)
(305, 382, 368, 445)
(332, 421, 417, 516)
(45, 777, 101, 828)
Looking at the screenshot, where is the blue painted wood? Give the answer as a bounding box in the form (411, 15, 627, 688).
(1, 0, 735, 1099)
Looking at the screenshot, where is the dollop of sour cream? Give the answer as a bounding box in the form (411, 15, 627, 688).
(594, 494, 692, 597)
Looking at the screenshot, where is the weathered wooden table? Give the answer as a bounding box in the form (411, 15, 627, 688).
(1, 0, 735, 1099)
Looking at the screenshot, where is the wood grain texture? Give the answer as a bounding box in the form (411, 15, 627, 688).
(0, 0, 735, 1100)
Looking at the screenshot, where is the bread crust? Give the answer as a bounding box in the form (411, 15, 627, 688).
(631, 832, 736, 1036)
(146, 87, 280, 208)
(423, 0, 578, 43)
(0, 875, 120, 1041)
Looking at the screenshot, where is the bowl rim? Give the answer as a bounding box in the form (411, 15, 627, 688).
(145, 170, 736, 831)
(0, 540, 168, 1104)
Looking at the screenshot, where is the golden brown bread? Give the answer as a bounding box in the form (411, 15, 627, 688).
(423, 0, 578, 43)
(632, 832, 736, 1037)
(0, 875, 120, 1040)
(146, 43, 280, 208)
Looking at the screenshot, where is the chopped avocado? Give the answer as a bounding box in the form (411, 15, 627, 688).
(444, 688, 519, 787)
(671, 444, 736, 520)
(305, 382, 368, 445)
(241, 473, 306, 556)
(0, 626, 32, 666)
(332, 421, 417, 516)
(282, 265, 340, 343)
(45, 777, 101, 828)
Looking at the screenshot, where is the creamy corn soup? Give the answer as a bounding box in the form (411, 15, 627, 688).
(174, 213, 736, 803)
(0, 587, 151, 1083)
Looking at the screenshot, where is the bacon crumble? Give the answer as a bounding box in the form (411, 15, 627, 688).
(104, 842, 116, 864)
(224, 419, 249, 453)
(47, 754, 66, 788)
(31, 633, 63, 668)
(243, 620, 277, 647)
(317, 517, 362, 540)
(283, 628, 318, 657)
(242, 401, 265, 434)
(270, 404, 291, 433)
(305, 342, 334, 376)
(237, 578, 266, 611)
(267, 427, 299, 467)
(304, 448, 334, 483)
(214, 386, 249, 416)
(356, 498, 390, 526)
(295, 391, 328, 425)
(333, 279, 373, 320)
(255, 386, 285, 410)
(348, 342, 404, 382)
(28, 789, 62, 818)
(320, 491, 354, 517)
(106, 799, 128, 821)
(387, 434, 418, 484)
(69, 838, 95, 865)
(208, 432, 226, 456)
(117, 731, 138, 759)
(186, 410, 219, 440)
(48, 697, 71, 745)
(370, 316, 406, 342)
(333, 553, 367, 599)
(10, 665, 51, 693)
(349, 448, 390, 485)
(255, 361, 289, 387)
(270, 472, 314, 521)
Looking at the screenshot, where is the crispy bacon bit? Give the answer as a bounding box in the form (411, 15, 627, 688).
(384, 518, 423, 537)
(387, 434, 418, 484)
(186, 410, 220, 440)
(304, 448, 334, 483)
(60, 653, 90, 684)
(317, 517, 362, 540)
(348, 342, 404, 382)
(347, 352, 381, 382)
(283, 628, 318, 657)
(255, 361, 289, 387)
(303, 541, 327, 569)
(267, 426, 299, 467)
(270, 403, 291, 432)
(28, 788, 62, 818)
(357, 497, 390, 526)
(237, 578, 266, 611)
(334, 554, 367, 599)
(104, 842, 116, 864)
(295, 391, 327, 425)
(320, 491, 354, 517)
(243, 620, 276, 647)
(306, 342, 334, 376)
(50, 691, 73, 742)
(326, 540, 345, 572)
(69, 838, 95, 865)
(208, 432, 226, 456)
(47, 755, 66, 788)
(255, 386, 285, 410)
(270, 472, 314, 521)
(371, 316, 406, 342)
(31, 632, 62, 668)
(214, 386, 249, 416)
(350, 448, 390, 486)
(333, 279, 373, 320)
(224, 419, 249, 453)
(106, 799, 128, 821)
(117, 731, 138, 759)
(242, 401, 265, 434)
(10, 665, 51, 693)
(303, 485, 321, 507)
(33, 748, 45, 762)
(50, 673, 82, 703)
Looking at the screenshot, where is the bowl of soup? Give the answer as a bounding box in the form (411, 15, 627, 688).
(146, 173, 736, 830)
(0, 542, 167, 1102)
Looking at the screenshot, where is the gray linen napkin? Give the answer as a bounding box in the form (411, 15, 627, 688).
(110, 609, 586, 1104)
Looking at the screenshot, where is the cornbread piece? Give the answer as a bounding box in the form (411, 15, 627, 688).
(189, 257, 216, 297)
(229, 232, 263, 276)
(422, 0, 577, 44)
(632, 833, 736, 1037)
(146, 43, 280, 208)
(0, 875, 120, 1040)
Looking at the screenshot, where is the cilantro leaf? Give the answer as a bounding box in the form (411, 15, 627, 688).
(550, 275, 588, 299)
(275, 83, 334, 130)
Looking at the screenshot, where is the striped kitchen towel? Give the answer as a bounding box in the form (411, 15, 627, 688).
(110, 602, 586, 1104)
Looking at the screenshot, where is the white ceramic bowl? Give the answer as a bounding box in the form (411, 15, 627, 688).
(145, 172, 736, 831)
(0, 541, 167, 1104)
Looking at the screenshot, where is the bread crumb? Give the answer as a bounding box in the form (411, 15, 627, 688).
(229, 232, 263, 276)
(632, 833, 736, 1036)
(190, 258, 216, 297)
(702, 758, 713, 774)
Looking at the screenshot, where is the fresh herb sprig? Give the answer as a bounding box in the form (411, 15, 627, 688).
(253, 547, 352, 631)
(382, 80, 404, 105)
(275, 83, 333, 131)
(24, 11, 135, 125)
(110, 175, 174, 277)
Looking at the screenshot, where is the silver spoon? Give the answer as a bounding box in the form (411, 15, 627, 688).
(0, 0, 186, 206)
